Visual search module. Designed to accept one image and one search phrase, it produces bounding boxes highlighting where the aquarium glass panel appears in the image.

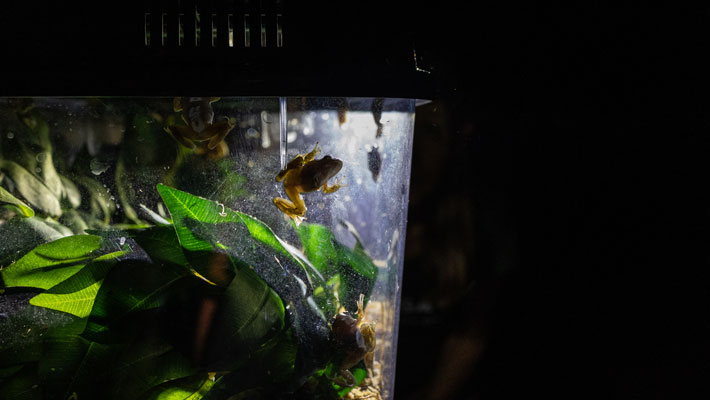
[0,97,414,400]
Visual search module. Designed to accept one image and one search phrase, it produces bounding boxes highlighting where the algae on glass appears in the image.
[0,97,415,400]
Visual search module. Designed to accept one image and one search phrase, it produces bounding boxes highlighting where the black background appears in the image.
[394,3,708,399]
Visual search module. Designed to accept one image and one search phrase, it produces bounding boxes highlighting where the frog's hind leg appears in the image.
[273,187,307,223]
[206,118,235,150]
[165,125,197,149]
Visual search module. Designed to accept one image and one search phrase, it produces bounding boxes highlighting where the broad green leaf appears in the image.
[0,216,66,268]
[29,251,126,318]
[297,222,377,313]
[1,235,103,289]
[128,226,190,269]
[0,341,42,368]
[83,260,188,341]
[156,183,241,253]
[0,185,34,217]
[0,160,61,217]
[157,184,324,286]
[105,346,196,400]
[141,375,215,400]
[37,335,94,398]
[0,364,41,400]
[201,328,298,400]
[296,223,339,277]
[60,338,118,399]
[199,266,285,371]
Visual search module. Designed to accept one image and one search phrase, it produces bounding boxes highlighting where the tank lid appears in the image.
[0,0,435,99]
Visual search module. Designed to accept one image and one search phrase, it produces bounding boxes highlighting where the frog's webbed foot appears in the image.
[303,142,321,162]
[333,369,356,388]
[165,125,197,149]
[322,177,345,194]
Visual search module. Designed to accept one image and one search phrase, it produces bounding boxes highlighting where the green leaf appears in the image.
[0,364,41,400]
[0,217,67,268]
[0,366,24,381]
[199,266,286,371]
[128,226,190,269]
[105,346,197,400]
[156,183,241,253]
[29,251,127,318]
[0,160,61,217]
[156,184,324,287]
[83,260,189,342]
[55,337,118,399]
[141,375,215,400]
[297,222,378,313]
[1,235,103,290]
[0,185,34,217]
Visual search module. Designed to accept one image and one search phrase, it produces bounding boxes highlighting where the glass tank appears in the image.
[0,97,415,400]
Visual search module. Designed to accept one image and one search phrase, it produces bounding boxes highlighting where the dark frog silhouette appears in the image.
[165,97,235,151]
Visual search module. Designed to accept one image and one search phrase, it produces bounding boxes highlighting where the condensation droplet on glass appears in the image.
[287,131,297,143]
[247,160,255,168]
[261,110,273,123]
[35,152,47,162]
[303,126,313,136]
[356,178,363,185]
[343,195,352,202]
[321,113,330,121]
[119,237,126,246]
[6,131,14,139]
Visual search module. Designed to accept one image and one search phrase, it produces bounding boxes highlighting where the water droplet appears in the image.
[287,131,297,143]
[6,131,14,139]
[321,113,330,121]
[119,237,126,246]
[90,158,110,176]
[35,152,47,162]
[261,110,273,123]
[35,167,42,173]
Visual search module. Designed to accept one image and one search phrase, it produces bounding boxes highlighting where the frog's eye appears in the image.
[322,155,332,160]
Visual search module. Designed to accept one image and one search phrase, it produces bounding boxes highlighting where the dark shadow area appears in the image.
[395,3,708,399]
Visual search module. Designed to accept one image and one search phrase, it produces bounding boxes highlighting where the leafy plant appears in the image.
[0,185,378,399]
